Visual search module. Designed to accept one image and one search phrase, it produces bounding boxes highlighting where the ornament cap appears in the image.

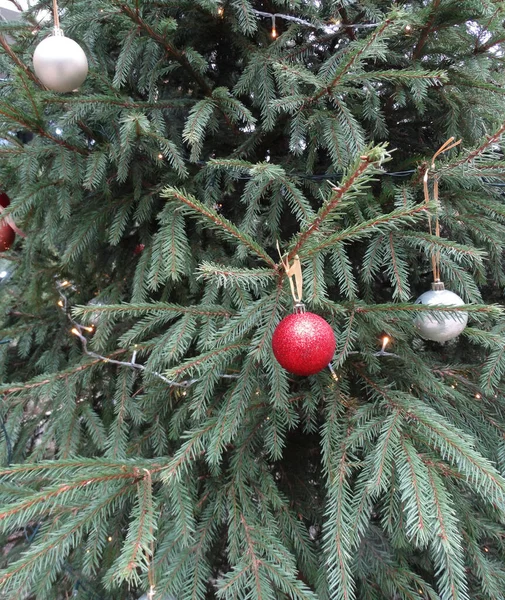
[53,26,64,37]
[431,281,445,291]
[293,301,306,314]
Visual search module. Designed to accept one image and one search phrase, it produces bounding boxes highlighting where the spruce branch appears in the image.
[0,104,88,155]
[0,35,43,88]
[287,148,387,261]
[412,0,441,60]
[65,291,240,388]
[162,187,277,267]
[304,203,430,257]
[310,16,397,105]
[117,3,213,96]
[444,120,505,172]
[0,349,129,395]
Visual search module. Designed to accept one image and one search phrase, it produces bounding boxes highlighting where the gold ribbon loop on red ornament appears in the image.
[423,137,461,282]
[277,241,303,305]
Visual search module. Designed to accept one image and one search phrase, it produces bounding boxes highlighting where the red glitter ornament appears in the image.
[0,221,15,251]
[272,312,336,376]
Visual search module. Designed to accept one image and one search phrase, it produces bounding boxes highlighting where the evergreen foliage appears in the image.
[1,0,505,598]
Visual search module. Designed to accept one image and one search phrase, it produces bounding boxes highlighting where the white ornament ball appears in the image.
[33,32,88,93]
[414,282,468,343]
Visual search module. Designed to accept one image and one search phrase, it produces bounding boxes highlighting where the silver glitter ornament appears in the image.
[414,281,468,343]
[33,29,88,93]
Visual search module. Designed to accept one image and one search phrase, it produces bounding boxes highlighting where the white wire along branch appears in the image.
[56,283,239,389]
[251,9,380,30]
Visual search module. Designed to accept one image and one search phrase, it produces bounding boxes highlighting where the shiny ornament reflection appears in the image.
[414,282,468,342]
[33,31,88,93]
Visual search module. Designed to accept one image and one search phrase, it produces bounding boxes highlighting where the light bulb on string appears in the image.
[475,393,482,399]
[271,16,277,38]
[57,299,64,307]
[381,336,390,353]
[71,328,80,336]
[328,363,339,382]
[217,6,224,16]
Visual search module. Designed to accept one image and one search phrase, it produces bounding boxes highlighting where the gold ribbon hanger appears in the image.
[277,242,304,310]
[423,137,461,282]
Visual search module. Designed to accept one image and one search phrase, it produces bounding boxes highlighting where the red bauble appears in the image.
[0,222,15,251]
[134,243,145,255]
[0,193,10,208]
[272,312,336,376]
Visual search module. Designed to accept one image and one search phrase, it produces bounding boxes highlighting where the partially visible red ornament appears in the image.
[134,243,145,255]
[272,312,336,376]
[0,221,15,251]
[0,192,10,208]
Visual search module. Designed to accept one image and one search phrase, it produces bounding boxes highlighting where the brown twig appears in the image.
[0,35,43,88]
[118,3,212,96]
[287,155,372,261]
[412,0,440,60]
[337,6,357,41]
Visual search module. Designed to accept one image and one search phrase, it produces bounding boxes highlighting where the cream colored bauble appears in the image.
[414,281,468,343]
[33,30,88,93]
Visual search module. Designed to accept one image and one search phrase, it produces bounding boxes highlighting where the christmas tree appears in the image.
[2,0,505,598]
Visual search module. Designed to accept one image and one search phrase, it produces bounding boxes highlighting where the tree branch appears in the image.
[287,154,373,261]
[412,0,440,60]
[118,3,212,96]
[0,35,43,87]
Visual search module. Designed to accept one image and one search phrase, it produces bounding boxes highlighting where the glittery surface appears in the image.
[414,288,468,342]
[0,222,15,252]
[272,312,336,376]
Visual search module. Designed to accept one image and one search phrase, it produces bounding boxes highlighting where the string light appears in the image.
[381,336,390,353]
[217,6,224,16]
[157,153,163,160]
[252,8,381,31]
[271,16,277,39]
[405,24,412,32]
[328,363,339,381]
[71,327,80,336]
[57,299,64,307]
[108,536,113,542]
[476,393,482,399]
[484,546,489,552]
